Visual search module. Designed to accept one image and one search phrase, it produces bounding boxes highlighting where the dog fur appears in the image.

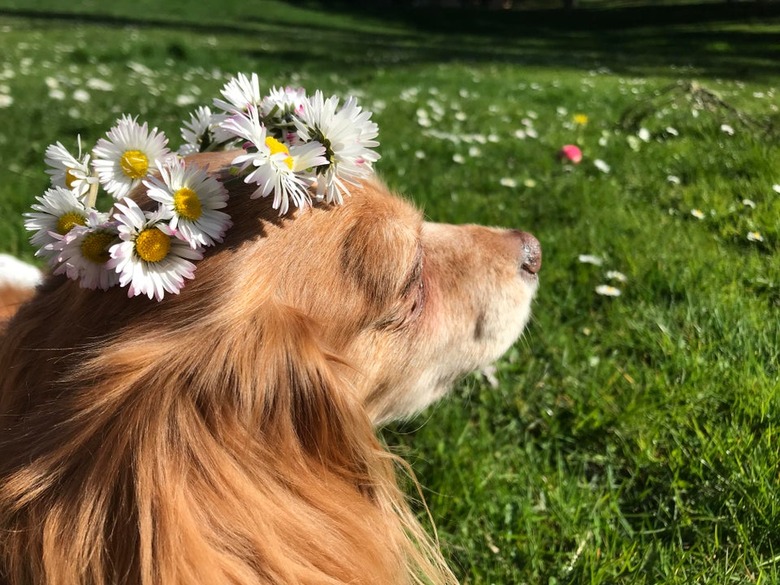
[0,150,540,585]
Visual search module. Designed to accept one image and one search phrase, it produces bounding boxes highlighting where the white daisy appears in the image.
[691,209,705,220]
[595,284,621,297]
[747,231,764,242]
[605,270,628,283]
[44,137,97,198]
[294,91,380,204]
[213,72,262,115]
[179,105,217,155]
[51,210,120,290]
[24,187,89,259]
[578,254,603,266]
[108,198,203,301]
[145,158,232,247]
[92,114,171,199]
[223,109,327,213]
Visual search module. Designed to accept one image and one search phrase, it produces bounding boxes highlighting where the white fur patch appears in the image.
[0,254,43,289]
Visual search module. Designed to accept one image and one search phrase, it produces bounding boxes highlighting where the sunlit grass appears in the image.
[0,2,778,583]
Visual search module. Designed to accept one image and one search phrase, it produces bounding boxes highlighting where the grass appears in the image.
[0,1,779,582]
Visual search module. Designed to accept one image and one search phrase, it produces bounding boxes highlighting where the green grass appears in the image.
[1,1,779,583]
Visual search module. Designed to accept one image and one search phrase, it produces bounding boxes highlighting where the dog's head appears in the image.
[0,150,540,584]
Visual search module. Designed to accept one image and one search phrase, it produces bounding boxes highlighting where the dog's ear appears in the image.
[339,198,420,310]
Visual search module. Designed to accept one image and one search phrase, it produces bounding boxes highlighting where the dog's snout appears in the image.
[511,230,542,275]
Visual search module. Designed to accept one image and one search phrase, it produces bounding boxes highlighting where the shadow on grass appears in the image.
[1,2,778,79]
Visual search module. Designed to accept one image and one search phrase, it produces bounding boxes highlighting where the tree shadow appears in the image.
[1,2,778,79]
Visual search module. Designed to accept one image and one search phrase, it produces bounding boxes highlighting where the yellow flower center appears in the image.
[135,228,170,263]
[265,136,293,170]
[119,149,149,179]
[173,186,203,221]
[80,231,115,264]
[56,211,87,234]
[65,168,79,189]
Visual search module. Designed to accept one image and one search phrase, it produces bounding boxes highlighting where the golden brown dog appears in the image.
[0,150,540,585]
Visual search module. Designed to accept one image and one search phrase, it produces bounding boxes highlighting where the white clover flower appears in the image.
[51,210,120,290]
[452,154,465,164]
[145,157,232,248]
[594,159,611,173]
[92,115,171,199]
[44,137,97,198]
[691,209,705,220]
[108,198,203,301]
[578,254,603,266]
[24,187,88,260]
[773,184,780,195]
[499,177,517,188]
[0,94,13,108]
[720,124,735,136]
[595,284,621,297]
[747,231,764,242]
[742,198,756,209]
[179,105,217,155]
[213,72,262,115]
[637,127,651,142]
[294,91,380,204]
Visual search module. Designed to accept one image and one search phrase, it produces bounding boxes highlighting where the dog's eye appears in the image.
[408,277,425,318]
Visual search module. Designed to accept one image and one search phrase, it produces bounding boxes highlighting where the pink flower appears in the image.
[559,144,582,164]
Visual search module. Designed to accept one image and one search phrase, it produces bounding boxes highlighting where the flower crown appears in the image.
[24,73,380,301]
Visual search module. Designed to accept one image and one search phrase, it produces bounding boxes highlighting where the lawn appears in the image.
[0,1,779,583]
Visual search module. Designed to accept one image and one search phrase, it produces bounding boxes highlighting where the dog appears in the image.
[0,150,541,585]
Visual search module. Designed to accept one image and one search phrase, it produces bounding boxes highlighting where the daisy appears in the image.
[691,209,705,220]
[24,187,89,259]
[294,91,380,204]
[108,198,203,301]
[92,114,171,199]
[213,72,262,115]
[595,284,621,297]
[44,137,97,198]
[605,270,628,283]
[145,158,232,247]
[593,159,611,173]
[223,109,327,213]
[179,106,217,155]
[578,254,603,266]
[261,85,306,127]
[747,231,764,242]
[51,210,120,290]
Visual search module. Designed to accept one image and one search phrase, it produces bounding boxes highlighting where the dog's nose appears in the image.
[512,230,542,275]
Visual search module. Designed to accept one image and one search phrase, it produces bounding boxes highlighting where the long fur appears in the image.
[0,150,538,584]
